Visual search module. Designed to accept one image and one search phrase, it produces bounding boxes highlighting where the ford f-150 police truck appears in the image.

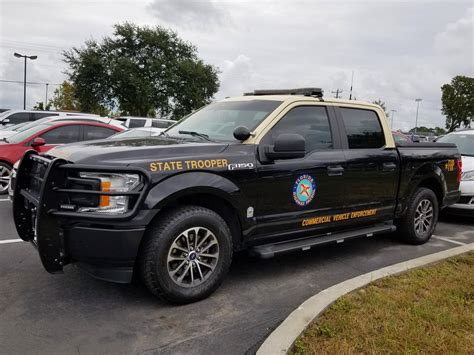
[13,88,462,304]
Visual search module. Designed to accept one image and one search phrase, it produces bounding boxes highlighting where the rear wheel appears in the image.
[0,162,12,195]
[397,188,439,245]
[140,206,233,304]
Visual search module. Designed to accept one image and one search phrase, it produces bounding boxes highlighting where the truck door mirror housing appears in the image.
[265,134,306,160]
[31,137,46,147]
[233,126,252,141]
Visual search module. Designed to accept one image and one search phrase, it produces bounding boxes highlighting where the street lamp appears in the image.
[13,52,38,109]
[414,98,422,134]
[390,109,397,130]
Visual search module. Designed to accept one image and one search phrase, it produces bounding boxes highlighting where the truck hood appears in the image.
[46,137,230,166]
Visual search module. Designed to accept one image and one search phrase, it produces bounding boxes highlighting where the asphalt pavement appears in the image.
[0,197,473,354]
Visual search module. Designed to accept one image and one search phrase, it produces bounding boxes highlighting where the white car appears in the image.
[438,129,474,217]
[0,110,98,128]
[0,115,124,140]
[119,116,175,129]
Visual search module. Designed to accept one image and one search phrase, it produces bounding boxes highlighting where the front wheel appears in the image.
[140,206,233,304]
[397,188,439,245]
[0,162,12,195]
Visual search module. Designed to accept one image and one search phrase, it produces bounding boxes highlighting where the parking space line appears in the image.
[432,236,466,246]
[0,239,24,244]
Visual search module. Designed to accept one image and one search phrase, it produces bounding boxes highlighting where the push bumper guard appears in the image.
[13,150,150,274]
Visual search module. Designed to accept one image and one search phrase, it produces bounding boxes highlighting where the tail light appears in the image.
[456,159,462,183]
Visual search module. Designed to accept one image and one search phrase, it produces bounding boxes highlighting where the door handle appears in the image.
[382,162,397,171]
[327,165,344,176]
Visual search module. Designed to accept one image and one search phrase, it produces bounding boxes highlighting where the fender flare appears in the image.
[144,171,244,212]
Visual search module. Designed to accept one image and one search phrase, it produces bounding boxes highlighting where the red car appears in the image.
[0,120,124,194]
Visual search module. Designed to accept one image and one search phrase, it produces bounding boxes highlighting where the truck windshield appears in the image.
[437,133,474,156]
[165,100,282,141]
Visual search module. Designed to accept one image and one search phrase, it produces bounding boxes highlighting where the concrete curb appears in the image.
[257,243,474,355]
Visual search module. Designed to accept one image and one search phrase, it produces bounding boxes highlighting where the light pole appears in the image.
[14,52,38,109]
[414,98,422,134]
[390,109,397,130]
[45,83,49,108]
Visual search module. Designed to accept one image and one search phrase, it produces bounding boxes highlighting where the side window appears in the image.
[39,125,82,144]
[31,113,58,121]
[128,119,146,128]
[264,106,333,152]
[152,120,174,128]
[340,108,385,149]
[84,126,117,140]
[7,113,30,124]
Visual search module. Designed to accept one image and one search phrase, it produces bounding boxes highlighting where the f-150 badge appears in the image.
[293,174,316,206]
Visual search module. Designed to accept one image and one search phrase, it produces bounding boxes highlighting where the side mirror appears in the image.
[265,134,305,160]
[233,126,252,141]
[31,137,46,147]
[1,119,9,125]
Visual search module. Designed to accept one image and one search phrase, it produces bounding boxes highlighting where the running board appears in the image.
[250,224,396,259]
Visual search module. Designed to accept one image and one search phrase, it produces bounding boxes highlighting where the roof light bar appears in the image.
[244,87,323,98]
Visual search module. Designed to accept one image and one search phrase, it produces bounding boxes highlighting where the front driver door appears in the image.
[254,103,347,244]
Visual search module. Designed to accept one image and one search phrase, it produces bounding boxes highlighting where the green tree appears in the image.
[33,101,51,111]
[64,23,219,119]
[441,75,474,132]
[49,81,80,111]
[372,99,389,118]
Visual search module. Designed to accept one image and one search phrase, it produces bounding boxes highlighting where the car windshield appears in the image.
[110,129,155,139]
[437,133,474,156]
[6,124,52,144]
[165,100,282,141]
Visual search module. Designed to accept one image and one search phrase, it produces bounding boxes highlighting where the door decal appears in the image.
[293,174,316,206]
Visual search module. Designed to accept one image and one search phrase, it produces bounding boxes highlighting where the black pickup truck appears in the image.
[13,88,462,304]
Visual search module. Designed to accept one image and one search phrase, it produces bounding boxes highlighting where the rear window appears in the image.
[152,120,174,128]
[128,119,147,128]
[340,108,385,149]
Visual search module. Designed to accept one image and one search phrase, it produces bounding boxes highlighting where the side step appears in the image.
[250,223,396,259]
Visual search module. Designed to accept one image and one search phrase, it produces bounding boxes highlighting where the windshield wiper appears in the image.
[178,130,211,141]
[158,131,169,137]
[1,137,8,143]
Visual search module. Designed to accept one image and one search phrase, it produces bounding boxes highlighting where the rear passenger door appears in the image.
[83,125,118,141]
[335,107,399,225]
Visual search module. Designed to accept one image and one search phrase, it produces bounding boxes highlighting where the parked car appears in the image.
[109,127,164,139]
[0,115,124,140]
[0,110,98,128]
[437,129,474,216]
[0,120,124,194]
[392,131,412,144]
[12,87,461,304]
[119,116,175,129]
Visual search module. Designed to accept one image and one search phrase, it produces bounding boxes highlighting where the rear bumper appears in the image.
[443,190,462,208]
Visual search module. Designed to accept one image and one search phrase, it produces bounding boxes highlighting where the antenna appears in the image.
[349,70,354,100]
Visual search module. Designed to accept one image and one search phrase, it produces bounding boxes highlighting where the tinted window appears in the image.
[128,119,146,128]
[31,113,58,121]
[6,113,30,124]
[438,134,474,156]
[340,108,385,149]
[152,120,174,128]
[264,106,333,152]
[39,125,82,144]
[84,126,116,140]
[166,100,282,141]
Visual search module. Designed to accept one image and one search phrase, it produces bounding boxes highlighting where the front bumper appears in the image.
[13,151,153,283]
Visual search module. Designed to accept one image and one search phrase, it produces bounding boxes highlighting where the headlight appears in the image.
[462,170,474,181]
[77,172,140,214]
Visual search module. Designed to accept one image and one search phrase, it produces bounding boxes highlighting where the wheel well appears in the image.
[0,160,13,168]
[149,193,243,250]
[417,178,443,206]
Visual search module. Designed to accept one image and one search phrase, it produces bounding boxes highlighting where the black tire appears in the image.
[139,206,233,304]
[397,188,439,245]
[0,162,12,196]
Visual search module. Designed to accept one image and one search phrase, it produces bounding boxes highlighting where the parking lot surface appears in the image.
[0,197,473,354]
